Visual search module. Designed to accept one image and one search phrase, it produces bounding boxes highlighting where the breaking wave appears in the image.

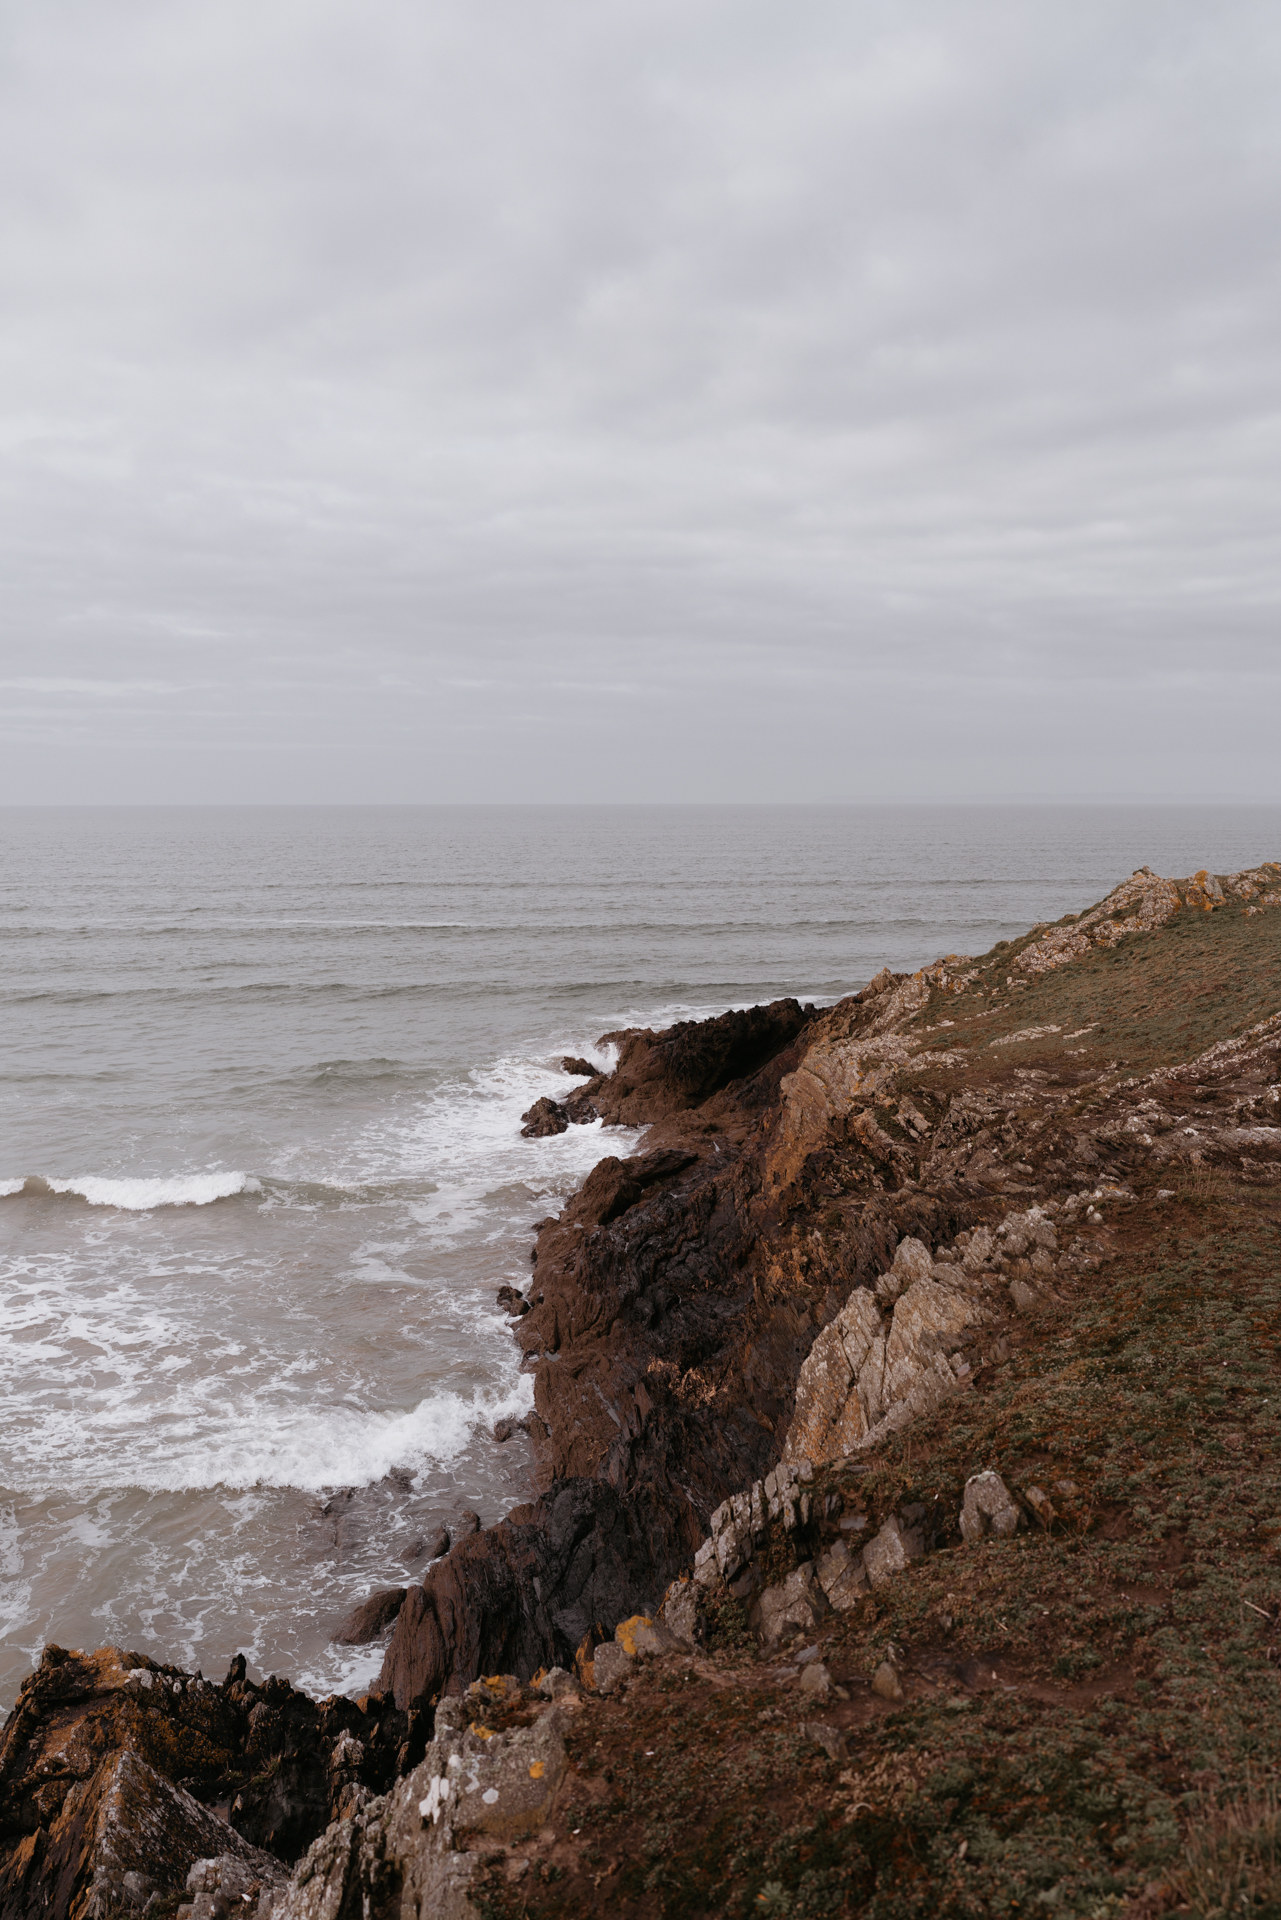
[2,1172,261,1210]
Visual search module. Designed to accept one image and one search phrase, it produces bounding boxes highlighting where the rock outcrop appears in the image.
[0,1646,412,1918]
[6,862,1281,1916]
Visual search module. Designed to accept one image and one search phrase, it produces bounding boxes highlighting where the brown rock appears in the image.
[0,1747,282,1920]
[332,1587,407,1646]
[520,1097,569,1138]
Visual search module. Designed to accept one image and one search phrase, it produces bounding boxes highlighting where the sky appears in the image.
[1,0,1279,805]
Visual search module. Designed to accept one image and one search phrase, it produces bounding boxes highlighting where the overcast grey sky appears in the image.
[1,0,1278,803]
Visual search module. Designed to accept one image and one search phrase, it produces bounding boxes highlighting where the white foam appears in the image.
[42,1172,261,1210]
[0,1179,24,1199]
[143,1378,536,1494]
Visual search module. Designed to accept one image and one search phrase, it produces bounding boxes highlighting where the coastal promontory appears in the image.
[4,863,1281,1919]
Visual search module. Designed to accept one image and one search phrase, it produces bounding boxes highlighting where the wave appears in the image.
[2,1172,260,1210]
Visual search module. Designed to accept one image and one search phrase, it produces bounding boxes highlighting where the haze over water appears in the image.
[3,803,1278,1709]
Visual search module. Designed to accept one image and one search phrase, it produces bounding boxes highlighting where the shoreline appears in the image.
[5,859,1281,1917]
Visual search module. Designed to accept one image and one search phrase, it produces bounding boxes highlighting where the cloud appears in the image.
[1,0,1279,801]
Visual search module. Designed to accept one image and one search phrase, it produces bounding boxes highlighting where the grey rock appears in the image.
[181,1851,288,1920]
[534,1666,580,1700]
[591,1641,633,1693]
[960,1470,1024,1544]
[272,1707,567,1920]
[798,1661,831,1698]
[659,1574,701,1643]
[815,1539,868,1611]
[753,1564,825,1648]
[862,1514,923,1589]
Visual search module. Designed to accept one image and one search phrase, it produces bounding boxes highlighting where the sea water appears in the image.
[3,802,1278,1710]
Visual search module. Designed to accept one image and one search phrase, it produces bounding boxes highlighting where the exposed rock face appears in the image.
[0,1646,412,1916]
[378,1477,687,1711]
[383,868,1281,1728]
[781,1239,991,1464]
[1013,863,1281,976]
[519,1096,570,1137]
[0,1747,285,1920]
[270,1686,571,1920]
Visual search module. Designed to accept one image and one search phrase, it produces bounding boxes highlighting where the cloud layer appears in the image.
[2,0,1279,801]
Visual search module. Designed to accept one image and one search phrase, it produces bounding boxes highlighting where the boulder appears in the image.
[752,1565,825,1649]
[561,1057,597,1078]
[862,1515,923,1589]
[591,1642,633,1693]
[871,1661,904,1703]
[960,1471,1025,1544]
[815,1539,867,1611]
[799,1722,848,1762]
[519,1097,569,1138]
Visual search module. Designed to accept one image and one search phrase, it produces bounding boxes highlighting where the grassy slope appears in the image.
[474,901,1281,1920]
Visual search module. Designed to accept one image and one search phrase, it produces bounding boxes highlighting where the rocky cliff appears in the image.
[4,863,1280,1919]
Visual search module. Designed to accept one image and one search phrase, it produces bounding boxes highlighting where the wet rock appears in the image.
[378,1477,687,1711]
[871,1661,904,1703]
[561,1057,597,1078]
[492,1418,516,1443]
[960,1471,1025,1544]
[495,1286,529,1316]
[332,1587,407,1646]
[405,1525,450,1567]
[453,1510,481,1538]
[520,1097,570,1138]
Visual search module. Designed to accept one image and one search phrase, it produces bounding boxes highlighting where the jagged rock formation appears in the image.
[377,863,1281,1720]
[0,1646,411,1919]
[5,863,1281,1917]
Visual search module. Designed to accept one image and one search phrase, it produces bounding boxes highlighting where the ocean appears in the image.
[3,802,1278,1710]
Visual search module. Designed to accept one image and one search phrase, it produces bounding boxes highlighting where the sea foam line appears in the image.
[0,1172,261,1210]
